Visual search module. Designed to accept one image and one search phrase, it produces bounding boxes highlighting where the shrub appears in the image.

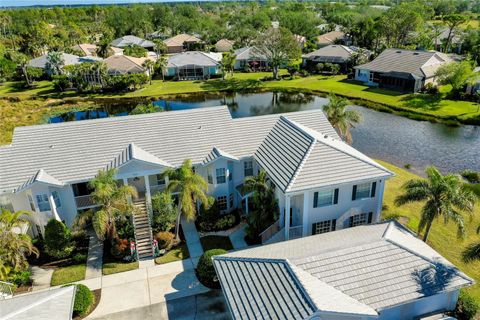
[69,284,94,317]
[72,253,87,264]
[452,290,479,320]
[8,270,32,287]
[196,249,227,288]
[214,214,236,230]
[155,231,174,250]
[44,219,75,259]
[53,75,71,91]
[461,170,480,184]
[116,216,134,240]
[152,191,177,232]
[110,238,129,259]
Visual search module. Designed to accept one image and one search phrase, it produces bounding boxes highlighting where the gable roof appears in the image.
[233,47,267,61]
[354,49,450,78]
[164,33,201,47]
[316,31,345,45]
[111,35,154,48]
[1,107,340,193]
[104,55,149,74]
[72,43,98,56]
[303,45,354,63]
[106,142,172,170]
[215,221,474,319]
[17,169,64,192]
[254,116,392,193]
[28,53,101,69]
[215,39,234,49]
[167,51,221,68]
[203,146,239,165]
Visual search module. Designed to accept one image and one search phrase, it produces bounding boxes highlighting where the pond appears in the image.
[48,91,480,175]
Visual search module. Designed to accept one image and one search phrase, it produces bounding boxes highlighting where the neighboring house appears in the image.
[303,45,362,72]
[111,46,124,56]
[103,55,152,75]
[163,33,202,54]
[72,43,98,56]
[233,47,268,71]
[316,30,347,47]
[111,35,155,50]
[214,221,473,320]
[0,286,76,320]
[466,66,480,95]
[215,39,235,52]
[354,49,451,93]
[435,28,464,53]
[0,106,391,242]
[164,51,221,80]
[27,53,101,72]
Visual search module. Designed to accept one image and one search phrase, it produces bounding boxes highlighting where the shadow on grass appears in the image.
[200,78,262,91]
[401,93,444,111]
[364,87,405,97]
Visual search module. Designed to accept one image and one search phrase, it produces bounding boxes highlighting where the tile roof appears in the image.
[215,39,235,52]
[303,45,354,63]
[17,169,64,192]
[233,47,267,61]
[166,51,221,68]
[203,146,239,165]
[163,33,201,47]
[216,221,474,319]
[28,53,101,69]
[316,31,345,45]
[104,55,150,74]
[106,142,173,170]
[254,116,392,193]
[72,43,98,56]
[111,35,154,48]
[354,49,450,78]
[0,106,339,192]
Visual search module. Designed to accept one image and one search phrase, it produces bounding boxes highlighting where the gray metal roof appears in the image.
[28,53,101,69]
[167,51,221,68]
[254,116,392,193]
[0,106,340,192]
[203,146,239,165]
[215,222,474,319]
[111,35,154,48]
[0,286,75,320]
[303,45,354,63]
[354,49,449,78]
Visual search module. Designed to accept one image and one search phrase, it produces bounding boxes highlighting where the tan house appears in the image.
[72,43,98,56]
[215,39,235,52]
[316,31,346,47]
[163,33,202,54]
[104,55,153,75]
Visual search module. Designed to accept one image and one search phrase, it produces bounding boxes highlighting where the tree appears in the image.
[443,14,468,53]
[323,93,361,144]
[0,209,38,280]
[155,55,167,81]
[220,51,236,80]
[75,169,137,244]
[153,39,167,57]
[96,37,113,58]
[244,170,278,242]
[142,59,154,83]
[44,218,75,258]
[435,61,478,97]
[45,51,65,76]
[12,52,34,87]
[162,159,209,240]
[287,59,300,78]
[395,166,476,242]
[123,44,147,58]
[253,27,301,79]
[151,191,177,232]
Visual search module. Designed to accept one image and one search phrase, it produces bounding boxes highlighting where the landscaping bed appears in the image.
[102,240,138,275]
[155,242,190,265]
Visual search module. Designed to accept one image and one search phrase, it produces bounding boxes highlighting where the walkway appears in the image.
[30,266,53,291]
[181,217,204,262]
[228,223,248,250]
[85,229,103,280]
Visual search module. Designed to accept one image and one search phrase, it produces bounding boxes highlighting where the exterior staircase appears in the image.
[132,200,154,260]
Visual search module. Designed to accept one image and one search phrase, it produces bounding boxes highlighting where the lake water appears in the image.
[48,91,480,175]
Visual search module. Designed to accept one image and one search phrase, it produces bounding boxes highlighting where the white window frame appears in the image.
[216,168,226,184]
[351,213,367,227]
[52,191,61,208]
[244,161,254,177]
[355,183,371,200]
[217,195,227,211]
[36,194,51,212]
[316,189,334,207]
[312,220,333,235]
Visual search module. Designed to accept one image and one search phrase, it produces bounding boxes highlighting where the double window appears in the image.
[313,188,339,208]
[244,161,254,177]
[36,194,51,212]
[349,212,373,227]
[312,219,336,235]
[352,182,377,201]
[216,168,226,184]
[217,196,227,211]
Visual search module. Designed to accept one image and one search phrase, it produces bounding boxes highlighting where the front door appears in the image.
[127,176,146,200]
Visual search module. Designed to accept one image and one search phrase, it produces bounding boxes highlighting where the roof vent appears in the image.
[324,134,329,139]
[396,50,402,53]
[198,125,202,130]
[49,145,54,149]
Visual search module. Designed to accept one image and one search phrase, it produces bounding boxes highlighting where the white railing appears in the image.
[289,225,303,239]
[260,220,280,244]
[74,195,96,208]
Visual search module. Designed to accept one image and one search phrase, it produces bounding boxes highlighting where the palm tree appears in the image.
[45,51,65,76]
[0,209,39,280]
[153,39,167,58]
[155,55,168,81]
[96,37,113,58]
[323,93,361,144]
[395,166,476,242]
[462,226,480,263]
[162,159,208,241]
[75,169,137,243]
[142,60,155,84]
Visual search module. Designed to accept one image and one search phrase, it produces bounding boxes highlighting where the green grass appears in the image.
[50,264,86,286]
[379,160,480,302]
[102,261,139,275]
[155,243,190,265]
[200,235,234,252]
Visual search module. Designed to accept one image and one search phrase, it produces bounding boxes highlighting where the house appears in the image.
[215,39,235,52]
[214,221,473,320]
[164,51,222,80]
[28,53,101,71]
[72,43,97,56]
[316,30,346,47]
[103,55,152,75]
[0,106,392,247]
[111,46,124,56]
[111,35,154,50]
[0,286,76,320]
[233,47,268,71]
[354,49,451,93]
[303,45,362,72]
[466,66,480,95]
[163,33,202,54]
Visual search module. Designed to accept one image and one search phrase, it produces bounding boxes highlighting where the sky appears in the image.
[1,0,212,7]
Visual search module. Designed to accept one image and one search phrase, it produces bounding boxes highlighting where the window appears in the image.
[244,161,254,177]
[27,194,36,211]
[155,174,165,186]
[216,168,226,184]
[207,168,213,184]
[352,182,376,201]
[312,219,336,235]
[52,191,61,208]
[313,189,338,208]
[36,194,51,212]
[228,168,233,181]
[217,196,227,211]
[349,212,373,227]
[229,193,234,209]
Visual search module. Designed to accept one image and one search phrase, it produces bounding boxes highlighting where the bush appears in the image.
[72,253,87,264]
[155,231,174,250]
[8,270,32,287]
[110,238,129,259]
[452,290,479,320]
[116,216,134,240]
[196,249,227,288]
[214,214,236,230]
[461,170,480,184]
[152,191,177,232]
[70,284,94,317]
[53,75,71,92]
[44,219,75,259]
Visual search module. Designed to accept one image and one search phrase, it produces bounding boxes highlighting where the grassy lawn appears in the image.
[50,264,86,286]
[155,243,190,265]
[200,235,234,252]
[102,261,139,275]
[379,160,480,301]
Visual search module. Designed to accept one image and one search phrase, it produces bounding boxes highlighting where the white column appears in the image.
[284,195,291,240]
[302,192,310,237]
[375,180,385,223]
[144,175,152,214]
[48,194,61,221]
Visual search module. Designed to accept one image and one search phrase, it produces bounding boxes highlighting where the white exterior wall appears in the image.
[54,185,77,227]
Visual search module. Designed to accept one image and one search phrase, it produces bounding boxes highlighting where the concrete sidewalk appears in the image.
[85,229,103,280]
[228,223,248,250]
[181,217,204,261]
